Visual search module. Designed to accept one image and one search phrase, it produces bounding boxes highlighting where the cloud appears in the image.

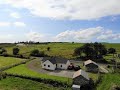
[10,12,21,19]
[0,22,11,27]
[4,0,120,20]
[26,31,47,42]
[54,27,103,42]
[97,30,120,40]
[25,27,120,42]
[13,22,26,27]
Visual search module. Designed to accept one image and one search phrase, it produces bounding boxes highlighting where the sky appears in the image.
[0,0,120,43]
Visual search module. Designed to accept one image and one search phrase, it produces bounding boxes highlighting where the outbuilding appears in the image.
[72,70,90,90]
[84,60,99,72]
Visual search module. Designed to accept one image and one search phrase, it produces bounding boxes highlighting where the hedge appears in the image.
[5,73,71,88]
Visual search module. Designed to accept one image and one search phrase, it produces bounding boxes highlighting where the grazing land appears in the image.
[0,76,70,90]
[3,43,120,60]
[97,73,120,90]
[0,56,26,69]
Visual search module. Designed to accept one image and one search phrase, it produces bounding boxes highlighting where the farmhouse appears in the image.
[84,60,99,72]
[72,70,90,90]
[41,57,70,70]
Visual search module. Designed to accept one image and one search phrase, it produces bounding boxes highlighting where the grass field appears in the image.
[97,73,120,90]
[4,63,72,85]
[0,56,26,69]
[4,43,120,59]
[0,76,70,90]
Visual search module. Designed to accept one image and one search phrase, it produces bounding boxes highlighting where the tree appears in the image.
[108,48,116,54]
[82,43,94,58]
[47,47,50,51]
[13,48,19,55]
[108,48,116,58]
[98,43,107,55]
[74,47,82,56]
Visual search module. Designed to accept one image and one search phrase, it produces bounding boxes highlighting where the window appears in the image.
[61,65,62,67]
[48,65,50,67]
[44,64,46,66]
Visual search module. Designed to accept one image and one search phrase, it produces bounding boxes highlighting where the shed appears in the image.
[73,70,89,86]
[84,60,99,72]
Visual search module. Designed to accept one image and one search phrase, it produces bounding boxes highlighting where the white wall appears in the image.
[41,60,56,70]
[57,60,70,69]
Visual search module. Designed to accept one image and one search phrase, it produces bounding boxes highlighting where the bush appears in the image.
[13,48,19,55]
[30,49,40,57]
[5,73,71,88]
[2,52,9,57]
[0,48,7,54]
[30,49,45,57]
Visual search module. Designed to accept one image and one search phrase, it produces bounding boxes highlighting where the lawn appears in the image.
[0,56,26,69]
[0,76,70,90]
[4,63,72,85]
[97,73,120,90]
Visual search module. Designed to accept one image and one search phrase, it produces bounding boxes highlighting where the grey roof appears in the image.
[42,57,68,64]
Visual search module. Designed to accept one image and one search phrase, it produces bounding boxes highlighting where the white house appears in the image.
[41,57,70,70]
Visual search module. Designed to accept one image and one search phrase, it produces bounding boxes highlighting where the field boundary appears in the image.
[5,73,71,88]
[0,58,35,71]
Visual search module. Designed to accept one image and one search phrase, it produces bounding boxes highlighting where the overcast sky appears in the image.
[0,0,120,43]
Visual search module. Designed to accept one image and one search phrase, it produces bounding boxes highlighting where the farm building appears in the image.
[41,57,70,70]
[16,43,26,46]
[84,60,99,72]
[72,70,90,90]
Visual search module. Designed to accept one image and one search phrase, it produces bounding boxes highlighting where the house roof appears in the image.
[84,60,98,66]
[42,57,56,64]
[42,57,68,64]
[73,70,89,80]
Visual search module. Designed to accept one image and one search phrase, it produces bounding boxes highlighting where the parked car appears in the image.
[68,64,74,70]
[74,65,81,71]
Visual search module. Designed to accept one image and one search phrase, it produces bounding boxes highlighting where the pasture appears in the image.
[0,76,70,90]
[3,43,120,59]
[0,56,26,69]
[97,73,120,90]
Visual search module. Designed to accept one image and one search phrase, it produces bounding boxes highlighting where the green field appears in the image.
[4,43,83,59]
[4,63,72,85]
[0,56,26,69]
[0,76,70,90]
[97,73,120,90]
[4,43,120,59]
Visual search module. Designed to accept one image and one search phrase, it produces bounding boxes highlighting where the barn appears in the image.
[84,60,99,72]
[72,70,90,90]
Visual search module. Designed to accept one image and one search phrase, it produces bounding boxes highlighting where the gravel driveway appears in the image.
[27,59,75,78]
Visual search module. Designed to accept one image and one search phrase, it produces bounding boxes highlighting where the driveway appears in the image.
[27,59,75,78]
[48,70,75,78]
